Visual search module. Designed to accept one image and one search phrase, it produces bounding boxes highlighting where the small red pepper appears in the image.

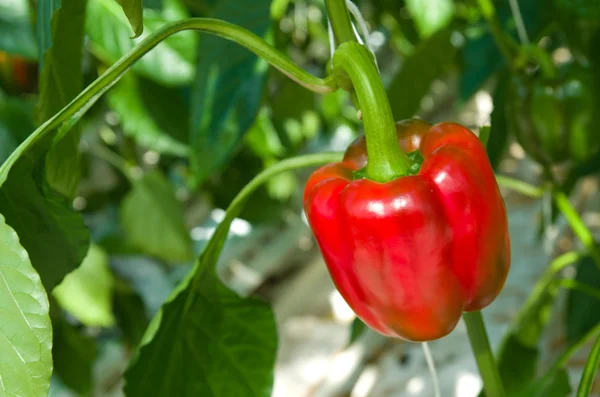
[304,119,510,342]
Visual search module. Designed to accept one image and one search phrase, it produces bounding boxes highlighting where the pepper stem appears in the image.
[325,0,357,45]
[332,42,411,182]
[463,311,507,397]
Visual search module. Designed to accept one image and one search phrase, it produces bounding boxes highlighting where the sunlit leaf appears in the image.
[0,213,52,396]
[53,244,115,327]
[405,0,454,38]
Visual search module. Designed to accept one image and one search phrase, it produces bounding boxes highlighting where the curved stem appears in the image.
[511,251,582,332]
[326,0,357,45]
[508,0,530,45]
[333,42,411,182]
[191,152,343,286]
[553,190,600,268]
[476,0,515,70]
[463,311,506,397]
[576,333,600,397]
[0,18,337,185]
[422,342,440,397]
[556,279,600,302]
[495,175,545,198]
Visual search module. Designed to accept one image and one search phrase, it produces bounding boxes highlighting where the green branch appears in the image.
[464,311,506,397]
[0,18,337,186]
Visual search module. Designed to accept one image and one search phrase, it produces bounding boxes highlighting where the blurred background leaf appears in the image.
[120,170,193,263]
[53,244,115,327]
[189,0,271,185]
[117,0,144,37]
[86,0,196,86]
[37,0,88,199]
[0,0,37,58]
[405,0,455,38]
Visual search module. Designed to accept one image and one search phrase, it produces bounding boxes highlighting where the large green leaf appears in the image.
[190,0,271,185]
[86,0,196,86]
[405,0,454,38]
[117,0,144,37]
[387,29,457,120]
[0,96,35,164]
[52,310,97,394]
[53,244,115,327]
[0,213,52,396]
[567,255,600,343]
[106,73,189,156]
[124,267,277,396]
[37,0,87,199]
[0,0,37,58]
[0,153,90,291]
[120,170,193,263]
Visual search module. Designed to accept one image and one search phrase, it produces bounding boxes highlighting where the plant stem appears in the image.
[325,0,357,45]
[511,251,582,334]
[0,18,337,186]
[476,0,514,70]
[576,333,600,397]
[495,175,545,198]
[508,0,530,45]
[192,152,343,286]
[553,190,600,268]
[332,42,411,182]
[463,311,506,397]
[89,143,133,179]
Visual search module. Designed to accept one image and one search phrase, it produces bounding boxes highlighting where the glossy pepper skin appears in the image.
[507,63,600,165]
[304,119,510,342]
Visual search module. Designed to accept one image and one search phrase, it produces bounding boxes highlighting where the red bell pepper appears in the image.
[304,119,510,342]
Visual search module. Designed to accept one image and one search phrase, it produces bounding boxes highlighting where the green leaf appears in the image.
[52,311,97,394]
[117,0,144,37]
[106,73,189,157]
[190,0,271,185]
[495,333,539,395]
[0,213,52,396]
[270,0,291,20]
[387,29,457,120]
[86,0,197,86]
[37,0,87,199]
[0,153,90,291]
[349,318,367,344]
[124,267,277,396]
[0,0,37,58]
[405,0,454,38]
[122,154,340,396]
[120,170,193,263]
[488,72,511,169]
[53,244,116,327]
[0,96,35,164]
[567,255,600,343]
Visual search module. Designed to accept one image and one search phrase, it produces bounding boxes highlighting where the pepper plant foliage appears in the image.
[1,0,600,396]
